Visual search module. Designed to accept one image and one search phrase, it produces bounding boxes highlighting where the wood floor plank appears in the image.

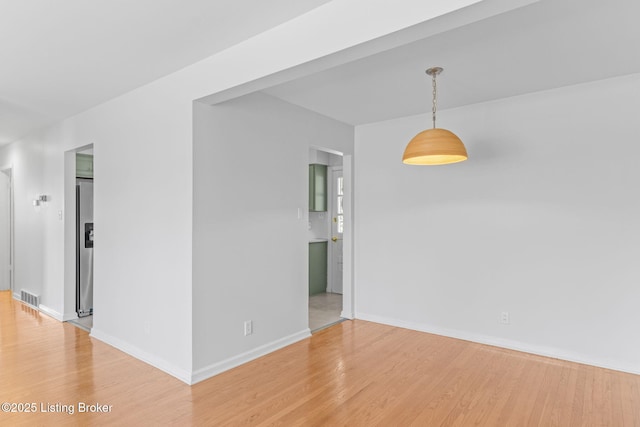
[1,291,640,426]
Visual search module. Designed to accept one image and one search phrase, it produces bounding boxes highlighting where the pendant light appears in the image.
[402,67,468,165]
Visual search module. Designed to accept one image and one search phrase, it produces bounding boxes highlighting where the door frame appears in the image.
[341,154,354,319]
[307,149,354,320]
[0,166,14,295]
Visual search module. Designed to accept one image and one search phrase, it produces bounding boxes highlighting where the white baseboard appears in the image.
[90,328,192,385]
[38,304,64,321]
[340,309,354,319]
[27,304,77,322]
[191,329,311,385]
[62,312,80,321]
[356,312,640,376]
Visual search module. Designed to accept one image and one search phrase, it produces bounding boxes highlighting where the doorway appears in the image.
[0,168,13,293]
[65,147,94,332]
[308,149,345,332]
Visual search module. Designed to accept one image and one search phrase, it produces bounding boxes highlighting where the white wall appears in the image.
[0,137,48,301]
[0,93,195,380]
[354,73,640,374]
[309,211,330,241]
[308,148,329,165]
[192,93,352,381]
[0,85,197,383]
[77,89,195,380]
[0,170,9,290]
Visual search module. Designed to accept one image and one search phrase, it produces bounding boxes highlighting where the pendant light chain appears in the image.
[432,71,437,129]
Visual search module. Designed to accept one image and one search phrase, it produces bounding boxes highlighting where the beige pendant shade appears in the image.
[402,128,467,165]
[403,66,468,165]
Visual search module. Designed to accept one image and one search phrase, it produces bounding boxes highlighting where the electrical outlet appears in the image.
[144,320,151,335]
[244,320,253,336]
[500,311,510,325]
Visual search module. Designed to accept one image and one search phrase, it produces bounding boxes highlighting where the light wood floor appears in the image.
[1,291,639,426]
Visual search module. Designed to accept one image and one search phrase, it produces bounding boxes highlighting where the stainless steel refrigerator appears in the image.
[76,178,93,317]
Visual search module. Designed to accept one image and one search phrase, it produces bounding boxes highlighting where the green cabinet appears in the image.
[76,153,94,178]
[309,241,328,296]
[309,164,327,212]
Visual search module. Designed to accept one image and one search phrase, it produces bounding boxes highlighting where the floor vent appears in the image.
[20,290,40,308]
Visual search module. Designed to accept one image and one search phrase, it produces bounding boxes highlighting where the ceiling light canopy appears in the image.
[402,67,468,165]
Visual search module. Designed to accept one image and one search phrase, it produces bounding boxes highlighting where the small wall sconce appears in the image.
[33,195,47,206]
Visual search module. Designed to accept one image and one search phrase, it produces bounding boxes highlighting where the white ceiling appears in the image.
[0,0,329,144]
[264,0,640,126]
[3,1,638,146]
